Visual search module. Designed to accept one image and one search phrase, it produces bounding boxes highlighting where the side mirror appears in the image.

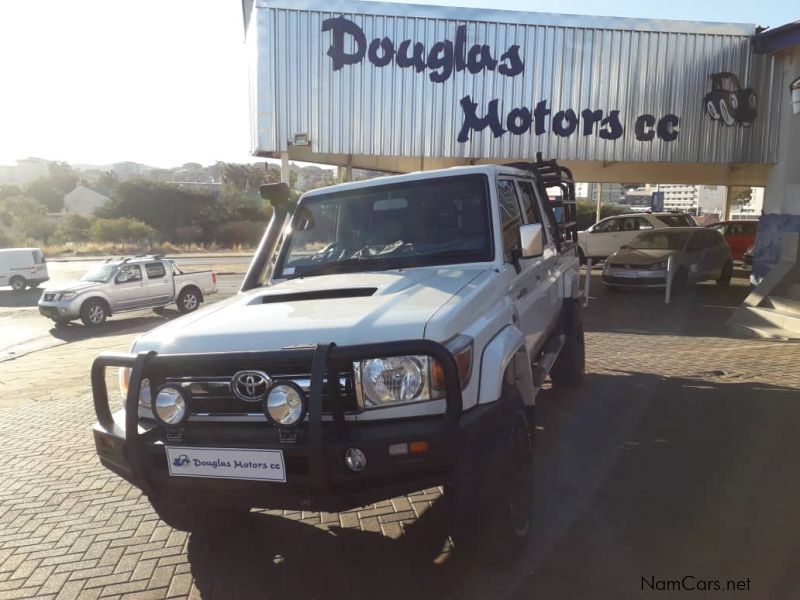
[519,223,544,259]
[115,274,126,284]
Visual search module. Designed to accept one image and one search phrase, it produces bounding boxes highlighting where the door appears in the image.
[726,222,756,260]
[517,178,561,340]
[144,261,173,305]
[584,217,625,258]
[497,179,548,356]
[110,264,146,310]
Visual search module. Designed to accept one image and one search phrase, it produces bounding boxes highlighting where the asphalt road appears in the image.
[0,257,249,362]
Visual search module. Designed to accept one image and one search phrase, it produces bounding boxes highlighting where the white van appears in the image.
[0,248,49,291]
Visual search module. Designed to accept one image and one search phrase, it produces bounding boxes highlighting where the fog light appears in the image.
[345,448,367,472]
[265,382,306,427]
[152,386,187,427]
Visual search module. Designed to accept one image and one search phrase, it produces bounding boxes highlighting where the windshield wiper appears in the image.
[288,256,403,279]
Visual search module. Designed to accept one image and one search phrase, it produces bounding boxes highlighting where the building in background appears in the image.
[0,158,50,185]
[589,183,624,206]
[574,182,589,199]
[730,187,765,220]
[63,185,110,215]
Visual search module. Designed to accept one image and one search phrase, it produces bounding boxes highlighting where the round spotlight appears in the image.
[265,382,306,427]
[152,386,187,427]
[344,448,367,472]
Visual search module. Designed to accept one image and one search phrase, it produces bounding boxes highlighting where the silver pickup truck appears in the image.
[38,255,217,326]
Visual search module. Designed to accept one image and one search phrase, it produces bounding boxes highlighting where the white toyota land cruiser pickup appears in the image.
[91,157,584,555]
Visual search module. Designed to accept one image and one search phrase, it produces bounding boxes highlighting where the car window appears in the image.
[496,180,522,255]
[32,250,45,264]
[657,215,695,227]
[636,218,654,231]
[593,218,619,233]
[618,217,639,232]
[145,262,166,279]
[712,223,728,234]
[116,264,143,283]
[515,180,540,225]
[742,222,758,234]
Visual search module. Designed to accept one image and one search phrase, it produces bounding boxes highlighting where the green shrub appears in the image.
[89,217,156,243]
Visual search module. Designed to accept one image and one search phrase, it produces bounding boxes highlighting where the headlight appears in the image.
[60,292,77,301]
[355,336,474,409]
[649,261,667,270]
[360,356,427,407]
[152,386,187,426]
[119,368,152,413]
[265,382,306,426]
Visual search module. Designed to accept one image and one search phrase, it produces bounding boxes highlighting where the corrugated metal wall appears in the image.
[250,0,780,165]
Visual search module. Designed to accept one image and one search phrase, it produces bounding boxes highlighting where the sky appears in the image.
[0,0,795,169]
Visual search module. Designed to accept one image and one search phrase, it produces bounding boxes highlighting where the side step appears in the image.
[531,334,565,392]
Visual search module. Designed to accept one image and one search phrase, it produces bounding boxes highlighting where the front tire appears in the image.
[80,299,108,327]
[446,388,534,560]
[177,287,200,314]
[550,300,586,387]
[717,260,733,287]
[149,498,250,533]
[10,276,26,292]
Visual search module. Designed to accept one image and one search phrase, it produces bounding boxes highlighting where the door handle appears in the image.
[517,287,528,299]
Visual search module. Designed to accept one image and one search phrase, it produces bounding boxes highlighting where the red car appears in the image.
[708,220,758,260]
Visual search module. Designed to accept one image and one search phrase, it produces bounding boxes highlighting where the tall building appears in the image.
[658,184,698,212]
[730,187,765,220]
[589,183,624,206]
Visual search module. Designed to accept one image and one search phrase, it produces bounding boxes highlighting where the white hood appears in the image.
[133,268,485,354]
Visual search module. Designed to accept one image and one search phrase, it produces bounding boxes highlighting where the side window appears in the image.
[145,262,166,279]
[636,218,654,231]
[742,222,758,235]
[496,180,522,255]
[618,217,639,232]
[593,218,619,233]
[116,265,142,283]
[515,180,540,224]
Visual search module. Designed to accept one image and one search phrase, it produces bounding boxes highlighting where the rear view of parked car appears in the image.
[709,220,757,260]
[0,247,49,291]
[602,227,733,290]
[578,212,696,263]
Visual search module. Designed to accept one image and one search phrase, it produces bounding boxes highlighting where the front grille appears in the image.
[164,372,358,419]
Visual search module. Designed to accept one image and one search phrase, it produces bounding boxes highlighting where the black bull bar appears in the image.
[91,340,464,497]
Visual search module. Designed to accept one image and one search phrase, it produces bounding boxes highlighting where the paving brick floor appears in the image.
[1,274,799,599]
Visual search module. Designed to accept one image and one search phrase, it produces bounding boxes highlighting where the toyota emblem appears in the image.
[231,370,272,402]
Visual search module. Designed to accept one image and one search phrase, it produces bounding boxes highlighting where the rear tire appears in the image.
[149,498,250,533]
[445,386,533,560]
[80,299,108,327]
[177,287,200,314]
[717,260,733,287]
[10,276,26,292]
[549,300,586,387]
[28,282,40,289]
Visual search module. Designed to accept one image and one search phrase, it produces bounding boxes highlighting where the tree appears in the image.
[96,180,217,241]
[94,171,120,195]
[57,213,92,242]
[90,217,156,243]
[0,184,21,201]
[24,162,78,212]
[575,199,627,230]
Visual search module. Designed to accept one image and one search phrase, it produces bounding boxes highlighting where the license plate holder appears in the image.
[165,446,286,482]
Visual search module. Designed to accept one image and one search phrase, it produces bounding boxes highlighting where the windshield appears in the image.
[274,174,493,279]
[628,230,691,250]
[80,264,117,283]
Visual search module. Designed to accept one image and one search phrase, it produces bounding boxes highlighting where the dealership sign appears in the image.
[322,16,680,144]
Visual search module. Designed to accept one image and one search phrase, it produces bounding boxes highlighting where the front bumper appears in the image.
[38,297,81,320]
[602,268,667,287]
[90,341,506,513]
